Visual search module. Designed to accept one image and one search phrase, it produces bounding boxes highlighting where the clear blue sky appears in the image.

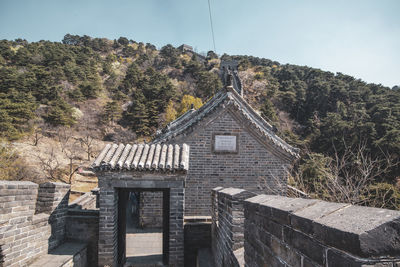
[0,0,399,87]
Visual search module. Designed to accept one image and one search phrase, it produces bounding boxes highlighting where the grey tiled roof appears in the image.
[91,143,189,172]
[153,87,299,160]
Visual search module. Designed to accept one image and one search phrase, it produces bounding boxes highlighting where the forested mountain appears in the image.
[0,34,399,209]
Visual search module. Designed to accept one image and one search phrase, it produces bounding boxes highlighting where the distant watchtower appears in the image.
[178,44,193,53]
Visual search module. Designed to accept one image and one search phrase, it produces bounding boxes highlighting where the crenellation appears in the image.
[0,180,75,267]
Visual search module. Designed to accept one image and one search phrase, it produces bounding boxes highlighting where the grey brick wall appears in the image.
[167,109,290,217]
[184,217,212,266]
[0,181,70,267]
[244,195,400,266]
[211,187,255,267]
[211,187,223,262]
[169,187,185,266]
[98,184,118,267]
[66,209,99,267]
[36,182,70,250]
[62,246,87,267]
[139,191,163,228]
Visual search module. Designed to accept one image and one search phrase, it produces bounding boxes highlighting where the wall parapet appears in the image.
[36,182,70,250]
[66,208,99,267]
[212,187,400,267]
[0,180,70,267]
[212,187,256,267]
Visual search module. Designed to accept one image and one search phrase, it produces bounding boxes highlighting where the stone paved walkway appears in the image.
[29,241,86,267]
[197,248,215,267]
[125,231,163,266]
[126,231,163,257]
[125,198,163,266]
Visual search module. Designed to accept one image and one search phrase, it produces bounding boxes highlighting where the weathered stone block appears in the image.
[283,226,325,265]
[290,201,348,235]
[270,237,301,267]
[326,248,367,267]
[314,205,400,257]
[261,216,283,239]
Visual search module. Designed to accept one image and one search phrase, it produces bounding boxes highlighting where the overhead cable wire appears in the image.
[207,0,217,53]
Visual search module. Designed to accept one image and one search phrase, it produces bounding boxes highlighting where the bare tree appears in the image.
[290,142,399,207]
[78,116,98,161]
[257,168,290,196]
[32,126,44,146]
[37,148,61,181]
[56,126,74,152]
[80,133,95,161]
[79,128,95,161]
[29,119,47,146]
[63,139,83,184]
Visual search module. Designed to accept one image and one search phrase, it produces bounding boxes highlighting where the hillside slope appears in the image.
[0,34,399,209]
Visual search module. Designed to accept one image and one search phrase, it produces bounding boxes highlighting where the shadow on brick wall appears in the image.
[35,182,71,251]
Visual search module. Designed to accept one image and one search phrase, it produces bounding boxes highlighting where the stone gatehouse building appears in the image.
[91,143,189,266]
[89,83,300,265]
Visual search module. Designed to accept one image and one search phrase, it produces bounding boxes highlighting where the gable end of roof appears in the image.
[153,87,300,161]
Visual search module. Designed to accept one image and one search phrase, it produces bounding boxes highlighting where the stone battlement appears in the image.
[0,181,49,266]
[0,180,90,267]
[212,187,400,267]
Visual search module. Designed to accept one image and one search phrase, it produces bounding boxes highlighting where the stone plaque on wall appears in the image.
[214,135,238,153]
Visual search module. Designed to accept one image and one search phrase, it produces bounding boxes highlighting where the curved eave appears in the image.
[91,168,188,174]
[91,143,190,172]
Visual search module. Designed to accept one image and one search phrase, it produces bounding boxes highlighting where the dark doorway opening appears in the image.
[117,188,170,267]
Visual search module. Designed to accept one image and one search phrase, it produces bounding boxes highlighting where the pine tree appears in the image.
[126,90,150,136]
[260,99,278,122]
[0,109,18,139]
[147,100,159,129]
[196,71,222,98]
[45,98,76,127]
[0,91,37,139]
[121,63,144,94]
[103,101,122,125]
